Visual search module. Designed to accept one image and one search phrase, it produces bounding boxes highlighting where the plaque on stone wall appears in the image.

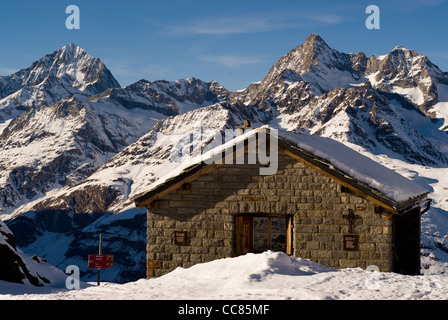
[343,234,359,251]
[174,231,187,245]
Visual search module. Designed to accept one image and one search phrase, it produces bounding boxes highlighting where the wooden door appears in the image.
[236,216,251,255]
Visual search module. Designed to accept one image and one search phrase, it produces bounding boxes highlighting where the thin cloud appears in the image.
[307,14,345,25]
[180,17,289,35]
[201,55,266,67]
[168,11,345,36]
[393,0,448,11]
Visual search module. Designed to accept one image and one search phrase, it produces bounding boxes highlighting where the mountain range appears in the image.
[1,34,447,283]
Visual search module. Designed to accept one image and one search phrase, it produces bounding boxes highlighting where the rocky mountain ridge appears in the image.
[89,77,230,116]
[234,34,448,165]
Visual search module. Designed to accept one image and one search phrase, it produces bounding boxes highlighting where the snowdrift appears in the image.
[2,251,448,300]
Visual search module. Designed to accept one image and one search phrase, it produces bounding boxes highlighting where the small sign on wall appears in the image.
[174,231,187,245]
[343,234,359,251]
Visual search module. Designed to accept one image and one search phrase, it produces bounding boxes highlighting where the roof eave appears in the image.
[277,136,428,213]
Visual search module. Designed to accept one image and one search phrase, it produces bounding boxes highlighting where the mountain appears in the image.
[235,33,448,165]
[0,94,167,216]
[0,43,120,121]
[366,46,448,112]
[0,46,232,217]
[2,35,448,283]
[257,33,367,96]
[4,102,248,283]
[89,77,230,116]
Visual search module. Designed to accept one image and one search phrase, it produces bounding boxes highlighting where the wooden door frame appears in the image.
[235,214,293,255]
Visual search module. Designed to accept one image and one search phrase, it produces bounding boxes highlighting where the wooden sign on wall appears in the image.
[174,231,187,245]
[343,234,359,251]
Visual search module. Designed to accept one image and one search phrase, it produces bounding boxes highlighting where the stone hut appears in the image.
[133,126,430,278]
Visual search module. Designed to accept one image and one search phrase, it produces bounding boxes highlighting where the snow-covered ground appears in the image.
[1,251,448,300]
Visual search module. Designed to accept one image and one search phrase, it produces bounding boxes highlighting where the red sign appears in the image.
[88,254,114,269]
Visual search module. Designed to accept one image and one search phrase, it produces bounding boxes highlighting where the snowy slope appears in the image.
[264,83,448,165]
[429,83,448,131]
[366,46,447,112]
[0,95,165,216]
[2,251,448,300]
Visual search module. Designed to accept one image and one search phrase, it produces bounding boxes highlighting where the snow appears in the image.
[393,45,408,51]
[277,130,429,204]
[2,250,448,300]
[0,117,13,136]
[373,54,387,61]
[391,86,425,106]
[0,219,69,290]
[0,93,166,218]
[429,84,448,130]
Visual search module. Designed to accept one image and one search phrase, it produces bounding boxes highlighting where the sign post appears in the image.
[98,233,102,286]
[87,233,114,286]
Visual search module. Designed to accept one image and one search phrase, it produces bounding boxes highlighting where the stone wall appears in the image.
[146,150,394,278]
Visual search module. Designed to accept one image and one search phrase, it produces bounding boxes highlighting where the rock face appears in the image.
[366,46,448,113]
[234,34,448,165]
[257,33,367,96]
[89,77,230,116]
[0,95,163,214]
[0,218,50,286]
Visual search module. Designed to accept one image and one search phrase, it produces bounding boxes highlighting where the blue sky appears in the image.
[0,0,447,91]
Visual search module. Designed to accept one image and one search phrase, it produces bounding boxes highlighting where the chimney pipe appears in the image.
[236,120,252,136]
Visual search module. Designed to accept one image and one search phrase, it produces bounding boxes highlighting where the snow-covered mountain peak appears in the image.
[366,45,448,111]
[57,43,86,61]
[19,43,119,92]
[89,77,230,116]
[259,33,366,95]
[300,33,332,54]
[60,42,84,53]
[392,45,409,51]
[0,44,120,117]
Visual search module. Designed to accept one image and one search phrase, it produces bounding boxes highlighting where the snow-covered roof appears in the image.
[133,126,429,211]
[276,130,429,207]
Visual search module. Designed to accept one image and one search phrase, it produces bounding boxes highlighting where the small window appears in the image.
[236,215,293,255]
